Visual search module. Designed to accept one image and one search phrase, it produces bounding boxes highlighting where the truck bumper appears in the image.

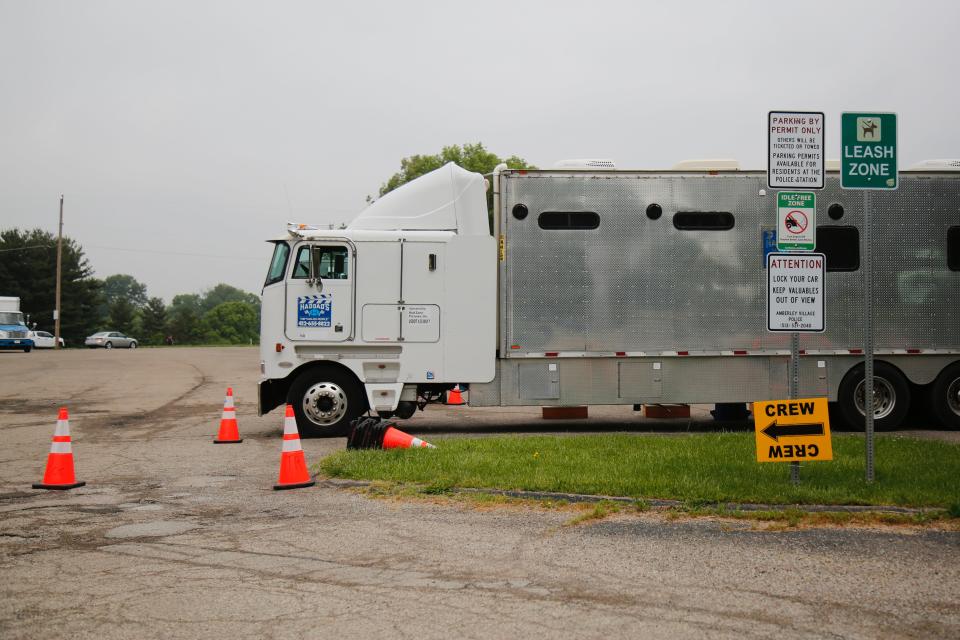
[0,339,33,349]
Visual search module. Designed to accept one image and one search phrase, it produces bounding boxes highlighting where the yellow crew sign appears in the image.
[754,397,832,462]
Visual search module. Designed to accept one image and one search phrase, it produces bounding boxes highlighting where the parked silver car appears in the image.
[85,331,138,349]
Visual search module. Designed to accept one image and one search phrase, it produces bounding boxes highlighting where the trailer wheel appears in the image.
[287,366,367,437]
[837,362,910,431]
[930,362,960,429]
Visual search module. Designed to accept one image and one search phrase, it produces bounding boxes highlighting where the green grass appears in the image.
[319,434,960,508]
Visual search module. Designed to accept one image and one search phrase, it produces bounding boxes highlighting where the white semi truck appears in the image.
[258,160,960,435]
[0,296,33,352]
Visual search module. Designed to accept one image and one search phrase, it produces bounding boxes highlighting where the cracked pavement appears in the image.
[0,347,958,638]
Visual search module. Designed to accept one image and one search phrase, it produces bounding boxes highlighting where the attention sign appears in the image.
[841,112,897,190]
[768,111,825,190]
[767,253,825,333]
[754,397,833,462]
[776,192,816,251]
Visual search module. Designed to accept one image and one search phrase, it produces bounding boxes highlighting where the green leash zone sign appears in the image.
[841,112,898,190]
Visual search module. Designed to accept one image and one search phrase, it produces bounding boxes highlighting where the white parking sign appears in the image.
[767,253,825,332]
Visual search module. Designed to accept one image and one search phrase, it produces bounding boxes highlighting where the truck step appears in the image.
[643,404,691,419]
[541,406,588,420]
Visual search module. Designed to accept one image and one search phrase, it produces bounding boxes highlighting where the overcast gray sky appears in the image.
[2,0,958,301]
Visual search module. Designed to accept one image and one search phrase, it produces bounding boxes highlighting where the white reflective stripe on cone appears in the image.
[54,420,71,437]
[283,419,299,436]
[410,438,436,449]
[281,439,303,452]
[222,409,236,419]
[224,397,234,409]
[50,442,73,454]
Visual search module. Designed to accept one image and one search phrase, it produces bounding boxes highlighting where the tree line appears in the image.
[0,228,259,346]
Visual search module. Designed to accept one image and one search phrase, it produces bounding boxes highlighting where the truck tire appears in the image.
[837,362,910,431]
[287,366,368,437]
[23,346,31,353]
[930,362,960,429]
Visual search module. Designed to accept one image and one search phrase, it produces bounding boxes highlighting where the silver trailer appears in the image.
[468,165,960,429]
[259,162,960,434]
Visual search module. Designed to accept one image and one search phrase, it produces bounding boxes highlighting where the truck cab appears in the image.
[0,297,33,352]
[258,163,497,436]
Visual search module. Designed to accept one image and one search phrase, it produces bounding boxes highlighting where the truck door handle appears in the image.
[428,254,436,271]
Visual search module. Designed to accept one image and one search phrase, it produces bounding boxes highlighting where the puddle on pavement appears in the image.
[105,520,198,538]
[170,476,237,488]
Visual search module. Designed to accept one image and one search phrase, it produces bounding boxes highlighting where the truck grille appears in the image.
[9,331,27,339]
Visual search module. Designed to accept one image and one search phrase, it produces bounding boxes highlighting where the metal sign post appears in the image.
[842,111,897,483]
[864,191,875,482]
[767,253,826,485]
[789,333,800,484]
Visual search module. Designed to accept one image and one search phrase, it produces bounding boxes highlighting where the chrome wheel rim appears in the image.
[854,376,896,420]
[947,377,960,417]
[105,342,112,349]
[302,382,347,426]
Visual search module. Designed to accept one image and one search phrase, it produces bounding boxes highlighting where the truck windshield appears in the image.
[0,312,24,325]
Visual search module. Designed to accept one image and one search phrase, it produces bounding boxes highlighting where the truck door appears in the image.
[285,242,353,342]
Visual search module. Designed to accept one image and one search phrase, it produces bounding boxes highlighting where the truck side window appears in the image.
[264,242,290,286]
[537,212,600,230]
[949,226,960,271]
[815,226,860,272]
[292,246,349,279]
[673,211,734,230]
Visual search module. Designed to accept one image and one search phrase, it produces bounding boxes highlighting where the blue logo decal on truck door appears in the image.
[297,295,332,327]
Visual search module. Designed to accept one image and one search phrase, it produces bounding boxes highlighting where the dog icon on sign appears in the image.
[857,117,880,141]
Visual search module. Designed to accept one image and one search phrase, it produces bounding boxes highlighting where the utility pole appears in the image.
[54,195,63,350]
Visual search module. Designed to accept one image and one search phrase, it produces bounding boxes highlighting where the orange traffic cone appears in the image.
[382,426,436,449]
[33,408,86,490]
[274,405,315,490]
[214,387,242,443]
[446,384,465,405]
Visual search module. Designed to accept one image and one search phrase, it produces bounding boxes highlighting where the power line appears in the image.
[0,244,55,253]
[85,244,266,261]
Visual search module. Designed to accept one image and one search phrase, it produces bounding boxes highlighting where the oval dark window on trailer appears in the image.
[948,226,960,271]
[673,211,735,230]
[815,226,860,272]
[537,211,600,230]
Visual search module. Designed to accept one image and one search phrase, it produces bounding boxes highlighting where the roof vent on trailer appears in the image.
[908,159,960,171]
[671,159,740,171]
[553,158,617,170]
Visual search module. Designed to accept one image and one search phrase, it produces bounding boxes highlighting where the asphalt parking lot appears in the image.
[1,347,958,639]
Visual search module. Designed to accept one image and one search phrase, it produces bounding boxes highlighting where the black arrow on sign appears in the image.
[762,421,824,441]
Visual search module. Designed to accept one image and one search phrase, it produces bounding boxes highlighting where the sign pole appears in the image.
[841,111,896,484]
[864,191,875,483]
[54,195,64,350]
[789,332,801,484]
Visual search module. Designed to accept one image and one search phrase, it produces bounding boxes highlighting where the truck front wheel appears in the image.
[287,366,368,437]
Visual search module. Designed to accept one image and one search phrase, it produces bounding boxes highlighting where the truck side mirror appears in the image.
[309,246,324,292]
